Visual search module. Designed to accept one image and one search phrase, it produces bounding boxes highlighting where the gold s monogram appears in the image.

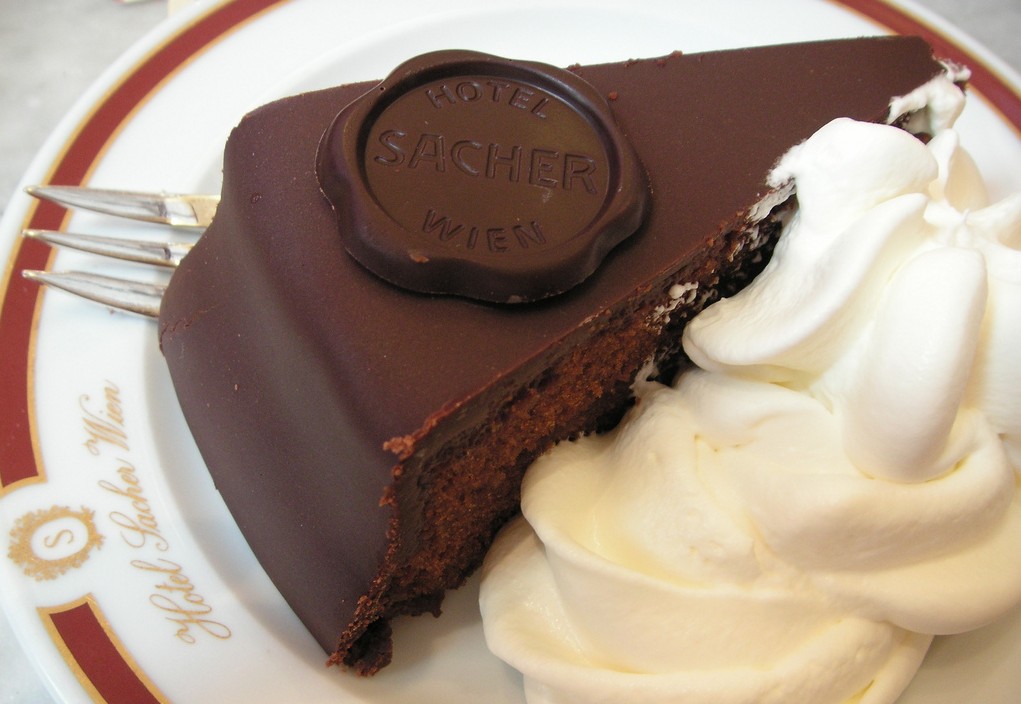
[7,506,104,581]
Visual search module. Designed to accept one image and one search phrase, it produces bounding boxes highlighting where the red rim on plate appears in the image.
[1,1,1019,701]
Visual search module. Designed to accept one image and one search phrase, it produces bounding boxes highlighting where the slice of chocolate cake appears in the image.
[157,36,956,674]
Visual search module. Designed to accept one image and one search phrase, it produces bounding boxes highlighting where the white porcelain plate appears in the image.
[2,0,1020,702]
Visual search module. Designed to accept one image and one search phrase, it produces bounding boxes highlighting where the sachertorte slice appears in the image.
[157,36,956,674]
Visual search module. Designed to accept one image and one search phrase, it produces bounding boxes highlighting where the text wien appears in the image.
[422,209,547,252]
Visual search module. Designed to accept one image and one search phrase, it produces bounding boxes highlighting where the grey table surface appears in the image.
[1,1,1019,702]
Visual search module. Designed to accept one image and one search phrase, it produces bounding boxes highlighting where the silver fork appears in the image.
[20,186,219,317]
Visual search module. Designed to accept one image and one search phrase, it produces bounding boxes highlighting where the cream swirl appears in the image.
[480,97,1021,702]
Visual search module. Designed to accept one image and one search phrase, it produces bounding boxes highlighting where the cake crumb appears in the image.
[656,50,685,67]
[383,435,416,458]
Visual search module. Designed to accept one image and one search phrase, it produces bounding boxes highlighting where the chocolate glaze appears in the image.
[158,37,948,672]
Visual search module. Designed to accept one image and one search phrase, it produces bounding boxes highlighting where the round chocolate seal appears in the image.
[318,50,649,303]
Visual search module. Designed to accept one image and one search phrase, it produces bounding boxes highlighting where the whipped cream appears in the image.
[480,80,1021,703]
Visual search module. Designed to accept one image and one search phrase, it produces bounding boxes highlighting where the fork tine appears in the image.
[25,185,219,228]
[22,270,164,318]
[23,229,191,268]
